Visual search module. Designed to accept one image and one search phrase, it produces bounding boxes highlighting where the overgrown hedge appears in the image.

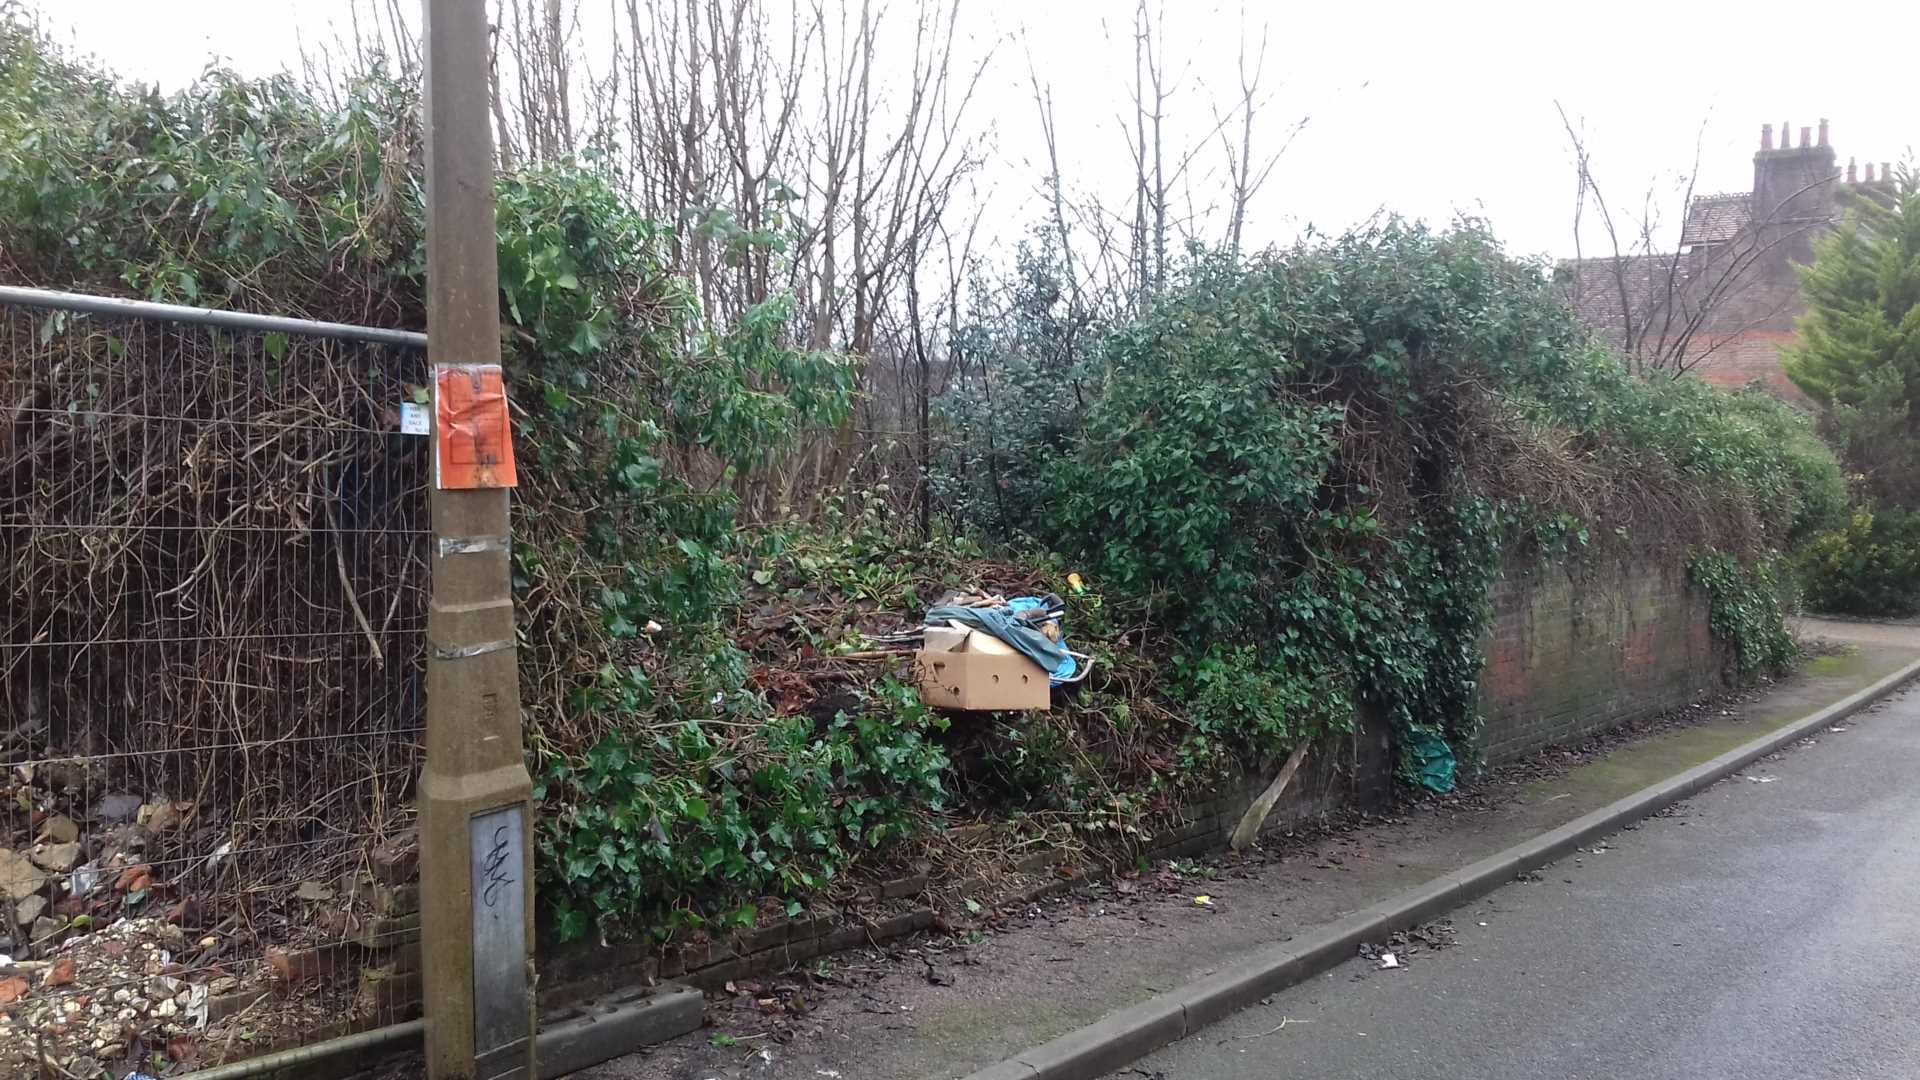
[1795,509,1920,616]
[980,224,1844,776]
[0,16,1848,945]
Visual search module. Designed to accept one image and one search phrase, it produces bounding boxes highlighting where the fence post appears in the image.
[419,1,536,1079]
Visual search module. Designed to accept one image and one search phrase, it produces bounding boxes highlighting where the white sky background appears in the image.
[27,0,1918,264]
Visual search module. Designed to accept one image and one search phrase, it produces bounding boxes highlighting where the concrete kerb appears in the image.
[183,982,704,1080]
[1017,996,1187,1080]
[972,657,1920,1080]
[536,983,706,1078]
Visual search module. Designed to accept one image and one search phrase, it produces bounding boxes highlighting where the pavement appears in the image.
[1115,671,1920,1080]
[591,620,1920,1080]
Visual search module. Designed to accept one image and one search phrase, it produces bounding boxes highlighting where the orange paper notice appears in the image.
[434,364,518,489]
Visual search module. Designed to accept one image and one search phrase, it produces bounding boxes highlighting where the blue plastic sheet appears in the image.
[925,597,1077,682]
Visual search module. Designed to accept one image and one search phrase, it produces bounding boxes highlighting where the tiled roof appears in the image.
[1681,192,1751,247]
[1557,254,1683,341]
[1559,245,1805,344]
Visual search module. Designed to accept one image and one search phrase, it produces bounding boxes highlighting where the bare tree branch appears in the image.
[1559,103,1838,378]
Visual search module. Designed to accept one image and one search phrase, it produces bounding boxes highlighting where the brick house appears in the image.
[1561,120,1894,402]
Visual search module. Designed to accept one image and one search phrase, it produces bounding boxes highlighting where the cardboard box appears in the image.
[914,624,1051,711]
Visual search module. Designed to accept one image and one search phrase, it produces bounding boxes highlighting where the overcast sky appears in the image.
[28,0,1918,263]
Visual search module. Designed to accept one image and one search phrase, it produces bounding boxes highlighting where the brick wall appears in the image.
[1122,554,1727,851]
[1689,330,1804,393]
[507,558,1730,1007]
[1687,329,1808,403]
[1139,706,1398,861]
[1475,555,1724,764]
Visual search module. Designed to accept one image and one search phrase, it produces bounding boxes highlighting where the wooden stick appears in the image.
[326,500,384,667]
[1229,741,1311,851]
[797,649,909,662]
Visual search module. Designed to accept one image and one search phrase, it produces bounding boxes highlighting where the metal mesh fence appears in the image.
[1,297,429,1073]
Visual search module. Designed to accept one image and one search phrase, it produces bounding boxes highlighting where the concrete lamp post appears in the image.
[418,0,537,1077]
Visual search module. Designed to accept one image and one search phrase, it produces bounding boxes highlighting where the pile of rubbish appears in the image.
[884,589,1090,712]
[0,916,224,1077]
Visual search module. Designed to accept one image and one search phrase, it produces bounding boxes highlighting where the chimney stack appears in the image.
[1866,163,1876,183]
[1753,113,1839,240]
[1848,158,1857,183]
[1762,124,1774,150]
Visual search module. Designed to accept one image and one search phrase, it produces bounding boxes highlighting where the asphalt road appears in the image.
[1115,683,1920,1080]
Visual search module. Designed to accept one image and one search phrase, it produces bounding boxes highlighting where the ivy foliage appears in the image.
[535,677,949,940]
[1035,222,1839,769]
[0,17,928,944]
[0,12,1848,947]
[1537,363,1848,550]
[488,167,920,942]
[0,28,423,318]
[1690,552,1798,677]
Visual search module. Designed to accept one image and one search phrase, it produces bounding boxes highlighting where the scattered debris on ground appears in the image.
[1359,918,1456,972]
[0,620,1845,1076]
[346,662,1888,1080]
[0,795,419,1074]
[0,917,208,1076]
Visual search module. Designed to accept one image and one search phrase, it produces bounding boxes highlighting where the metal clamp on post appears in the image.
[440,535,511,557]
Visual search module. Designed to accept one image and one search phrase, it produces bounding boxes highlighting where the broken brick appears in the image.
[265,943,351,985]
[369,830,419,886]
[44,956,75,987]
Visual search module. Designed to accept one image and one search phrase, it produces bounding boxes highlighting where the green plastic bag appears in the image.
[1401,727,1457,793]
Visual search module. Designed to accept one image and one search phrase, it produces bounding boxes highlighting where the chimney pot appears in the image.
[1884,162,1893,183]
[1819,118,1830,147]
[1783,120,1792,148]
[1800,126,1812,149]
[1848,158,1858,183]
[1761,124,1774,150]
[1866,163,1876,183]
